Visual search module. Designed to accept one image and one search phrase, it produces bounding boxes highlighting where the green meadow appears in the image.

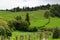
[0,10,60,40]
[0,10,60,28]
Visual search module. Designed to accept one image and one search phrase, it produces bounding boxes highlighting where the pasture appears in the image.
[0,10,60,40]
[0,10,60,28]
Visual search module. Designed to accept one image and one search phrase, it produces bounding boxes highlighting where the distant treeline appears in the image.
[0,4,51,12]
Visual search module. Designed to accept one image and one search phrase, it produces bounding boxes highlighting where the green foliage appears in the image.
[15,20,29,31]
[15,16,22,20]
[6,29,12,37]
[25,13,30,25]
[50,13,55,17]
[0,26,6,35]
[28,27,38,32]
[0,10,60,29]
[42,27,54,32]
[44,11,50,19]
[8,15,38,32]
[8,16,29,31]
[0,19,12,37]
[32,27,38,32]
[0,10,50,27]
[50,4,60,17]
[8,20,16,30]
[15,16,29,31]
[53,27,60,39]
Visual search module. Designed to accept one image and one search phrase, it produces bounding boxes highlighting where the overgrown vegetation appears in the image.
[0,19,12,37]
[53,27,60,39]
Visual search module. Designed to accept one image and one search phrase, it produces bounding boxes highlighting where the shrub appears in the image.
[14,16,29,31]
[6,30,12,37]
[8,20,16,31]
[50,13,55,17]
[0,19,12,37]
[28,27,38,32]
[27,27,33,32]
[15,20,29,31]
[53,27,60,39]
[8,19,29,31]
[0,26,6,35]
[33,27,38,32]
[44,28,54,32]
[44,11,50,19]
[15,16,22,20]
[8,16,38,32]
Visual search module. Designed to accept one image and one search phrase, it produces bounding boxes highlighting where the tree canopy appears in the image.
[50,4,60,17]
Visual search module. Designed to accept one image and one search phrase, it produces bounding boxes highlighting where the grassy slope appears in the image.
[0,10,60,40]
[0,10,60,28]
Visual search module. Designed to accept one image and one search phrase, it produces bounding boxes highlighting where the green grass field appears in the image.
[0,10,60,40]
[0,10,60,28]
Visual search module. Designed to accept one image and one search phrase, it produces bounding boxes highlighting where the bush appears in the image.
[8,19,29,31]
[33,27,38,32]
[0,19,12,37]
[15,20,29,31]
[44,28,53,32]
[44,11,50,19]
[8,20,16,31]
[6,30,12,37]
[15,16,22,20]
[53,27,60,39]
[8,16,38,32]
[28,27,38,32]
[50,13,55,17]
[0,26,6,35]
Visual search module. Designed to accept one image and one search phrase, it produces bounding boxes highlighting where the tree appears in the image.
[46,4,51,9]
[25,13,30,25]
[11,8,16,12]
[6,9,8,11]
[50,4,60,17]
[16,7,20,12]
[44,11,50,19]
[25,7,30,11]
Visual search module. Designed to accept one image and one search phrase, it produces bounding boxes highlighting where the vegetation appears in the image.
[25,13,30,25]
[53,27,60,39]
[50,4,60,17]
[0,4,60,40]
[44,11,50,19]
[5,4,51,12]
[0,19,12,37]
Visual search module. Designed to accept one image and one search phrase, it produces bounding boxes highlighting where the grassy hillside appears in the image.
[0,10,47,20]
[0,10,60,28]
[0,10,60,40]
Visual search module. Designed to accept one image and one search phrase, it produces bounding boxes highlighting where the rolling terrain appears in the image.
[0,10,60,40]
[0,10,60,28]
